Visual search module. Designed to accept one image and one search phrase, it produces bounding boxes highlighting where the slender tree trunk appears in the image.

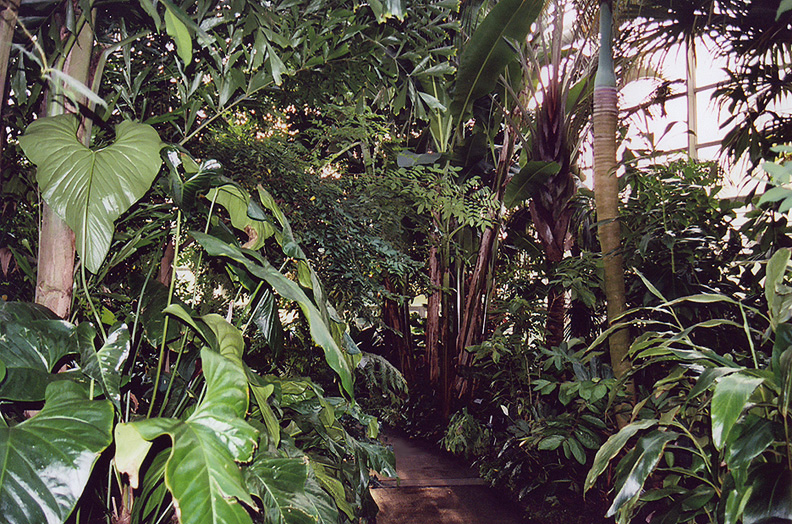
[0,0,21,172]
[426,242,442,385]
[35,13,94,318]
[382,275,414,382]
[593,0,631,424]
[454,128,516,399]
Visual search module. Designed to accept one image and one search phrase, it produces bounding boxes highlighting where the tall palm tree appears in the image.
[519,0,597,349]
[593,0,631,417]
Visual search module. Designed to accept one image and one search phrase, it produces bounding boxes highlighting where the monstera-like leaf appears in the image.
[0,302,129,405]
[0,381,114,524]
[116,345,258,524]
[0,302,86,401]
[245,456,337,524]
[19,115,163,273]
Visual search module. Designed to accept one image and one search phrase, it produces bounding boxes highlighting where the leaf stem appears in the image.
[147,209,182,418]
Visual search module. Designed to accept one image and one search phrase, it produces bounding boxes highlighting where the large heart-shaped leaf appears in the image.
[451,0,546,119]
[116,348,258,524]
[0,381,114,524]
[19,115,163,273]
[245,456,333,524]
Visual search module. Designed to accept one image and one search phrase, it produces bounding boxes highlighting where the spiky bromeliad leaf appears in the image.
[0,381,114,524]
[115,346,258,524]
[19,115,163,273]
[452,0,546,119]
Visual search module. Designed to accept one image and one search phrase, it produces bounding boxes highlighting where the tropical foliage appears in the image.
[1,0,792,522]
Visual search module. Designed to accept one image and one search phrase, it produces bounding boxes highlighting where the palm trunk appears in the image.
[593,0,631,422]
[35,12,95,318]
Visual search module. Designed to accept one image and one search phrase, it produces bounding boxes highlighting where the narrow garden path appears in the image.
[370,432,528,523]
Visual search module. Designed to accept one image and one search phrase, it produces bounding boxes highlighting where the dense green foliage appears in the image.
[1,0,791,522]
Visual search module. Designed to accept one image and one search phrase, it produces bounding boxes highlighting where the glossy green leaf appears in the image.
[190,231,354,396]
[688,367,738,401]
[725,415,774,474]
[503,161,561,208]
[116,348,258,524]
[743,463,792,524]
[248,372,281,448]
[19,115,162,273]
[161,147,227,212]
[252,289,284,359]
[138,279,192,347]
[245,456,327,524]
[452,0,545,118]
[606,430,679,517]
[585,419,657,491]
[0,307,85,401]
[162,304,217,350]
[711,373,764,450]
[78,323,130,410]
[0,381,113,524]
[201,314,245,366]
[164,3,193,64]
[311,461,354,520]
[256,186,305,259]
[766,248,792,330]
[208,184,273,250]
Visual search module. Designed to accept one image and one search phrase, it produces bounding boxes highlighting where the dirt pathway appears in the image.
[370,432,528,523]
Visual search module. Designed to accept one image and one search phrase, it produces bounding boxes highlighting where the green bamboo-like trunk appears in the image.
[593,0,630,401]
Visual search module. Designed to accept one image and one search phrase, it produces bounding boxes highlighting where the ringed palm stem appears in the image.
[593,0,631,420]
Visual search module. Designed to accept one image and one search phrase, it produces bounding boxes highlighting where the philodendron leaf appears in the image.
[208,184,274,250]
[78,323,130,410]
[190,231,354,397]
[0,302,87,401]
[0,381,114,524]
[712,373,764,451]
[116,348,258,524]
[19,115,163,273]
[245,456,325,524]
